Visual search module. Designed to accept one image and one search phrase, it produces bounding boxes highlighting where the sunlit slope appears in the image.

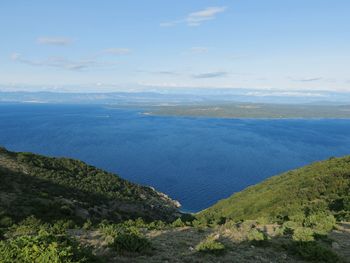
[198,156,350,223]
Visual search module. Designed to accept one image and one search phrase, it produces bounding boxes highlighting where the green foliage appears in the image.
[7,216,46,238]
[171,218,186,228]
[304,213,336,235]
[0,216,13,228]
[98,223,120,245]
[111,227,152,255]
[282,221,300,235]
[0,148,179,225]
[50,220,76,235]
[286,242,341,263]
[292,227,315,242]
[191,219,208,230]
[195,235,226,255]
[147,220,167,230]
[247,229,266,242]
[82,220,93,230]
[198,156,350,225]
[0,230,98,263]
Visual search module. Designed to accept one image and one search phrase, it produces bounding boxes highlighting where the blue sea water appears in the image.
[1,103,350,212]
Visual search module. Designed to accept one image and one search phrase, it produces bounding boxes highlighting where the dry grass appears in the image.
[74,225,311,262]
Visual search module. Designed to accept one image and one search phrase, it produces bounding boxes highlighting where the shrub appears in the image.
[147,220,167,230]
[287,242,341,263]
[196,239,226,255]
[0,230,98,263]
[171,218,186,228]
[196,236,226,255]
[51,219,76,234]
[247,229,266,242]
[192,219,207,230]
[292,227,314,242]
[98,224,119,245]
[111,227,152,255]
[7,216,46,238]
[82,219,93,230]
[304,213,336,235]
[282,221,300,235]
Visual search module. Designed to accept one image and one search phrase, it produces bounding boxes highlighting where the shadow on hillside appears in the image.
[0,166,172,224]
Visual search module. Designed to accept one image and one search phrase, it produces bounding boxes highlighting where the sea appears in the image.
[1,103,350,212]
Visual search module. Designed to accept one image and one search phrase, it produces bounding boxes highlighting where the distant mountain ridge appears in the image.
[1,89,350,105]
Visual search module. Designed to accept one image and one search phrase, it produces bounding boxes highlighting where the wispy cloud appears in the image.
[186,6,227,26]
[290,77,323,82]
[137,69,180,76]
[100,48,131,55]
[37,37,73,46]
[11,53,100,71]
[155,70,179,75]
[190,47,209,54]
[246,91,326,97]
[161,6,227,27]
[10,46,130,71]
[192,71,228,79]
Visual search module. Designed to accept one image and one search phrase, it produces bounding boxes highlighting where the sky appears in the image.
[0,0,349,93]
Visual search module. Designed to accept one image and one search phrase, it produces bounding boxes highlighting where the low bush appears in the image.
[98,223,119,245]
[292,227,314,242]
[6,216,47,238]
[287,241,341,263]
[51,219,76,234]
[0,230,98,263]
[304,213,336,235]
[196,235,226,255]
[171,218,186,228]
[111,227,152,255]
[247,229,265,241]
[82,219,93,230]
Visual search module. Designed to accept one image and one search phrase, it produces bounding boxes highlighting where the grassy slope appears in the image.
[0,147,180,224]
[197,156,350,223]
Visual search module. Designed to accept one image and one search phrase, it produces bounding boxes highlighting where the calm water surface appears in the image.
[1,103,350,212]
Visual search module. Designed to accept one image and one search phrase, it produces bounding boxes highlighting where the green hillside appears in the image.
[197,156,350,224]
[0,148,349,262]
[0,147,181,225]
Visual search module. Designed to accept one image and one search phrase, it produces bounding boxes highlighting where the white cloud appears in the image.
[186,6,227,26]
[37,37,73,46]
[161,6,227,27]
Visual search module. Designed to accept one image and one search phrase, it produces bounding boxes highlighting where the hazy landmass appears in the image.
[147,103,350,119]
[1,91,350,119]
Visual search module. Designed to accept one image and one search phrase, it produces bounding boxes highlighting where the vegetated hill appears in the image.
[0,147,181,224]
[197,156,350,224]
[1,148,350,262]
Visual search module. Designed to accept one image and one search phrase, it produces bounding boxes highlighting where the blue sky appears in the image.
[1,0,349,93]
